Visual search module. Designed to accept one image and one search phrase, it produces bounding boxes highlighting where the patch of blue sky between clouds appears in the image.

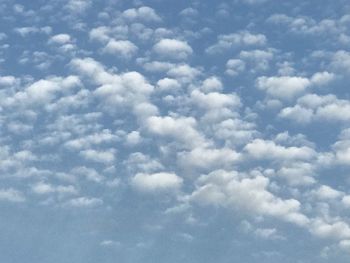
[1,0,350,262]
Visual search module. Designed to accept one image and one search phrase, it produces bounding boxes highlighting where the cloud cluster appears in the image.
[1,1,350,261]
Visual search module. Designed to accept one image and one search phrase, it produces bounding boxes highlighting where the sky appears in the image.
[1,0,350,262]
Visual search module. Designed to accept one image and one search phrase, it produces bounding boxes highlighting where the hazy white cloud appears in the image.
[67,197,103,207]
[206,31,267,54]
[80,149,116,164]
[0,188,25,202]
[122,6,161,22]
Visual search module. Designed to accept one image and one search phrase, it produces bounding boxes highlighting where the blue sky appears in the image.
[1,0,350,262]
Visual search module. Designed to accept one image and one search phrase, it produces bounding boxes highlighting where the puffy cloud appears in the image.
[239,49,274,72]
[2,0,350,256]
[0,188,25,202]
[279,94,350,123]
[310,219,350,240]
[212,118,258,146]
[153,39,193,60]
[89,26,111,43]
[279,105,314,123]
[131,172,183,193]
[226,59,246,76]
[2,76,81,108]
[341,195,350,207]
[190,170,309,226]
[178,147,240,172]
[65,0,92,14]
[0,75,18,87]
[256,72,334,101]
[64,130,118,151]
[71,166,104,183]
[256,76,310,100]
[14,26,52,37]
[125,131,142,146]
[312,185,343,200]
[124,152,164,173]
[122,6,161,22]
[145,116,207,148]
[333,139,350,164]
[206,31,267,54]
[201,77,223,92]
[310,71,336,87]
[254,228,285,240]
[71,57,154,112]
[339,240,350,252]
[167,64,201,83]
[48,34,72,45]
[79,149,116,164]
[67,197,103,207]
[190,90,241,109]
[244,139,316,162]
[31,182,78,195]
[94,71,153,107]
[267,14,343,37]
[102,39,138,59]
[156,78,181,92]
[276,162,316,186]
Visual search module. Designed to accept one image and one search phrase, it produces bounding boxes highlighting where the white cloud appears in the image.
[122,6,161,22]
[178,147,240,172]
[153,39,193,60]
[244,139,316,162]
[48,34,72,45]
[156,78,181,92]
[276,162,316,186]
[310,219,350,240]
[3,76,81,108]
[71,166,104,183]
[239,49,274,72]
[80,149,116,164]
[167,64,201,83]
[100,240,121,247]
[279,105,314,123]
[226,59,246,76]
[201,77,223,92]
[131,172,183,193]
[145,115,207,149]
[125,131,141,146]
[279,94,350,123]
[206,31,267,54]
[342,195,350,207]
[190,90,241,110]
[190,170,309,226]
[310,71,335,87]
[0,188,25,202]
[67,197,103,207]
[103,39,138,59]
[65,0,91,14]
[0,75,18,87]
[89,26,111,43]
[254,228,285,240]
[312,185,343,200]
[32,182,77,195]
[256,76,310,100]
[124,152,164,173]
